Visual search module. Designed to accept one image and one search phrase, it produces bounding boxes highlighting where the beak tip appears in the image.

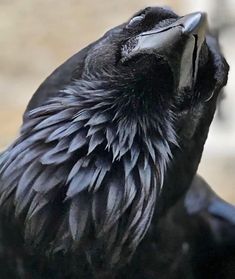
[182,12,207,36]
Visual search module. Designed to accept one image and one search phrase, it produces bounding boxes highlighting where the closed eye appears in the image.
[126,15,145,29]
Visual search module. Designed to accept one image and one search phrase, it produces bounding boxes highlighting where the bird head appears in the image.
[79,8,208,112]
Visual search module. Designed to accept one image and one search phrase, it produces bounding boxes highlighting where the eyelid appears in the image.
[126,15,145,28]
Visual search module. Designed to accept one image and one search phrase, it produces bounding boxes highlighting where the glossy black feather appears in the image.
[118,176,235,279]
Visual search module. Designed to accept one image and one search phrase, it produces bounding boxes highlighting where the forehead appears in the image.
[98,7,178,39]
[130,7,178,31]
[132,6,178,20]
[103,7,179,38]
[121,7,179,40]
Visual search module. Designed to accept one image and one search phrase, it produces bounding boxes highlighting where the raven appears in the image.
[118,176,235,279]
[0,6,229,278]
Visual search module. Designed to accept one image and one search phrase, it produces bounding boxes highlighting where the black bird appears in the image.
[0,7,229,278]
[119,175,235,279]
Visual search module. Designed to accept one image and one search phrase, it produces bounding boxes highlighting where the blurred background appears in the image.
[0,0,234,203]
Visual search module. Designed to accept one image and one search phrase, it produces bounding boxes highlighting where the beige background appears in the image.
[0,0,234,203]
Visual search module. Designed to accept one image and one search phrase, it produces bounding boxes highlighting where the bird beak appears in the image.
[125,12,208,90]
